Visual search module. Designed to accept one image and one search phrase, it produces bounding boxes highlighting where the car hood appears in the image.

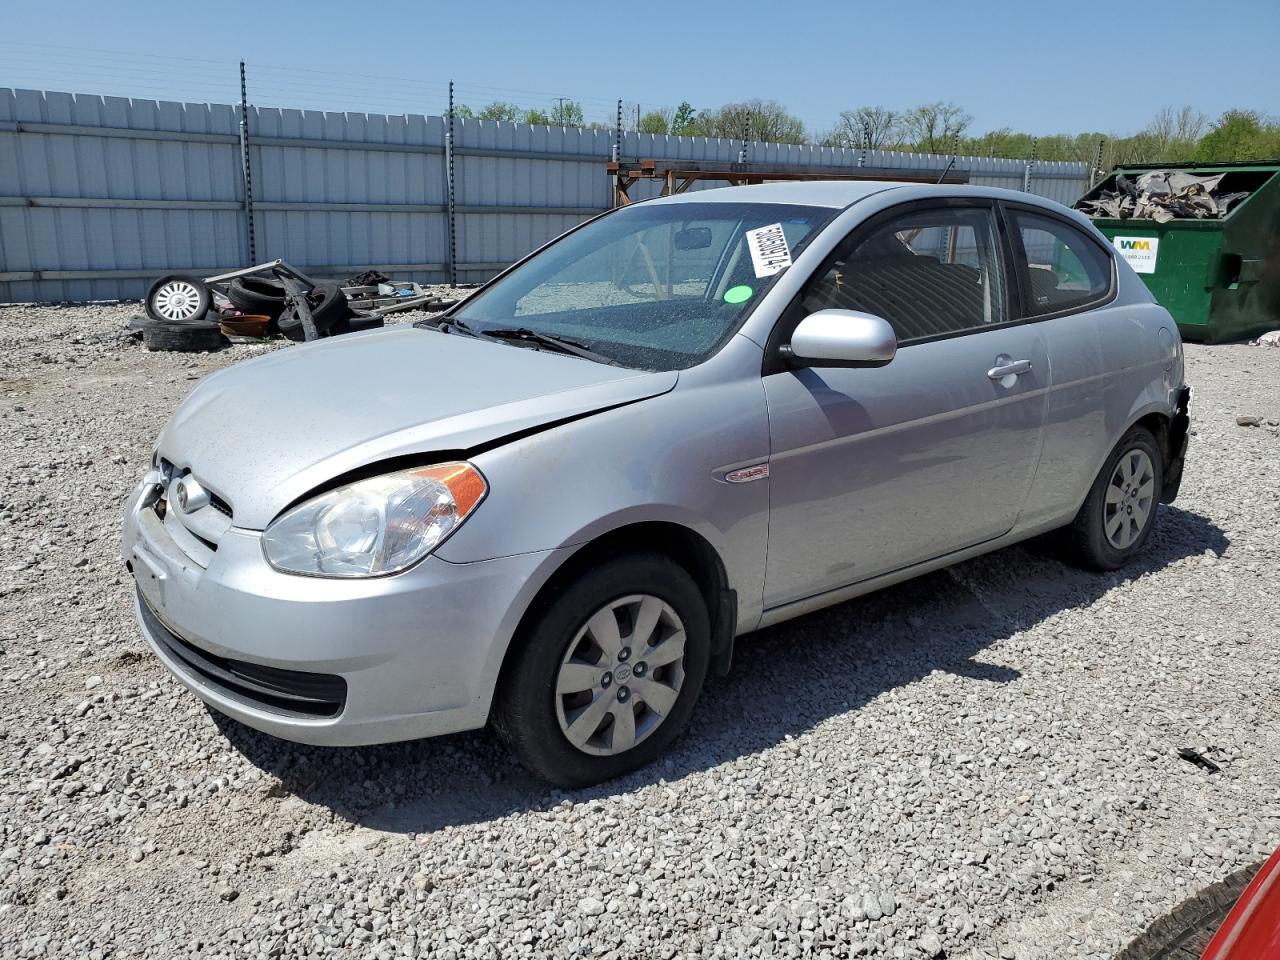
[157,327,676,529]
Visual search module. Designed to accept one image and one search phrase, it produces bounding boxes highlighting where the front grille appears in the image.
[151,460,233,563]
[138,590,346,719]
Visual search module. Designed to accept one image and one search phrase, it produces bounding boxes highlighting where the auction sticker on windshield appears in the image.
[746,223,793,277]
[1113,236,1159,274]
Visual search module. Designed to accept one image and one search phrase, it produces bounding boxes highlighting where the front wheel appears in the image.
[1067,425,1163,570]
[494,554,710,788]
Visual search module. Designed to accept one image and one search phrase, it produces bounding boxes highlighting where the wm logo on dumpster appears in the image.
[1113,236,1160,274]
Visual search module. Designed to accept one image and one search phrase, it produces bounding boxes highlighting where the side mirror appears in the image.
[783,309,898,368]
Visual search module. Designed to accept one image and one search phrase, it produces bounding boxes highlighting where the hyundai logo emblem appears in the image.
[172,476,210,514]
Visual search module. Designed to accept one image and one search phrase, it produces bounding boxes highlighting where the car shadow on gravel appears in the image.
[214,504,1227,835]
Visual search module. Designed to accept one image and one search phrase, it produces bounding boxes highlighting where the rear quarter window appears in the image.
[1008,209,1114,316]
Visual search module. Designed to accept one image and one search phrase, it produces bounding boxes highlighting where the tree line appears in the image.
[453,98,1280,165]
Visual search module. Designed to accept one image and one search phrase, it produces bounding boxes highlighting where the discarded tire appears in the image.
[225,276,288,320]
[329,314,385,335]
[277,315,307,342]
[277,282,352,341]
[142,321,226,352]
[144,275,211,324]
[1116,860,1263,959]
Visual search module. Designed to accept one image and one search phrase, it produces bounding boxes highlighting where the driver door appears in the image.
[761,200,1048,608]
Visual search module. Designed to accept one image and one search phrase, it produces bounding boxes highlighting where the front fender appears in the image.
[437,371,772,632]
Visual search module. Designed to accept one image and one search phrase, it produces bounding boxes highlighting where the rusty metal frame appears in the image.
[608,159,969,207]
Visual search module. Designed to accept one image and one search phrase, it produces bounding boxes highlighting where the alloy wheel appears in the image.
[554,594,687,756]
[1104,448,1156,549]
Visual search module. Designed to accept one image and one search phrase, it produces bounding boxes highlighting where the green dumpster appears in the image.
[1075,161,1280,342]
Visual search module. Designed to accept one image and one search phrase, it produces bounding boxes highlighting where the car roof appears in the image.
[644,179,1055,211]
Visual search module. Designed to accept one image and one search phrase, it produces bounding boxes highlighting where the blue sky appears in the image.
[3,0,1278,137]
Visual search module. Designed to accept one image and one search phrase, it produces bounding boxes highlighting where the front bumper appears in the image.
[122,479,567,746]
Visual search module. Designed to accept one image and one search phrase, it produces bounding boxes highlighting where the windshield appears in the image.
[449,201,834,370]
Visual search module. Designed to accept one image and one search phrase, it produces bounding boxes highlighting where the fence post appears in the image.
[1023,137,1038,193]
[238,61,256,263]
[611,99,622,163]
[1091,137,1106,188]
[445,80,457,288]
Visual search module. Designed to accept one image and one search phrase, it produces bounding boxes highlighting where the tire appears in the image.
[1116,861,1262,959]
[329,314,385,336]
[225,276,287,320]
[142,321,226,352]
[494,554,710,788]
[1066,425,1163,570]
[144,275,211,324]
[277,282,352,341]
[277,311,306,342]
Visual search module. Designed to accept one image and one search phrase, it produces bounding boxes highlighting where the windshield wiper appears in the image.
[480,327,618,365]
[416,317,618,365]
[415,316,485,338]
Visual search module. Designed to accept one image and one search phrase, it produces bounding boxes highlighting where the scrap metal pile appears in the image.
[132,261,456,352]
[1075,170,1252,223]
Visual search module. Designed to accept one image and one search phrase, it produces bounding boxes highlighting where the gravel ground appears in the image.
[1,302,1277,960]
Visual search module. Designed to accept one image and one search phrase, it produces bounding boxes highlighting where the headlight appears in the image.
[262,463,487,578]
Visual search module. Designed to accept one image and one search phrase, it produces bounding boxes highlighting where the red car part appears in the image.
[1203,846,1280,960]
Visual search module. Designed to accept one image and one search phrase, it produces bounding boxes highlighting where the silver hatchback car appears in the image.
[123,181,1190,786]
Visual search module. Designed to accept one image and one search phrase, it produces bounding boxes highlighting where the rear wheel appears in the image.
[494,554,710,787]
[1067,425,1162,570]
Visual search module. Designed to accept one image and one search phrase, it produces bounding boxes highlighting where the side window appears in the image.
[799,205,1008,343]
[1008,210,1113,316]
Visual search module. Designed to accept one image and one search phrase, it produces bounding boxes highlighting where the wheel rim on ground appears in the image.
[1104,448,1156,549]
[554,594,687,757]
[151,280,204,321]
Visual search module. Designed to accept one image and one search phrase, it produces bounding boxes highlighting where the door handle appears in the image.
[987,358,1032,380]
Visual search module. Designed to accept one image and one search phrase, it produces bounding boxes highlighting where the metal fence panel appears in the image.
[0,87,1089,303]
[0,88,249,301]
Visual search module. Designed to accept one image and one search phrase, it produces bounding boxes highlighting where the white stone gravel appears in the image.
[0,302,1277,960]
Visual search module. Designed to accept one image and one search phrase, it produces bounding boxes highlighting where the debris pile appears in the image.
[132,261,458,352]
[1252,330,1280,348]
[1076,170,1251,222]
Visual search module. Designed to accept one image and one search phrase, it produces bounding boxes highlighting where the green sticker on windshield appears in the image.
[724,285,753,304]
